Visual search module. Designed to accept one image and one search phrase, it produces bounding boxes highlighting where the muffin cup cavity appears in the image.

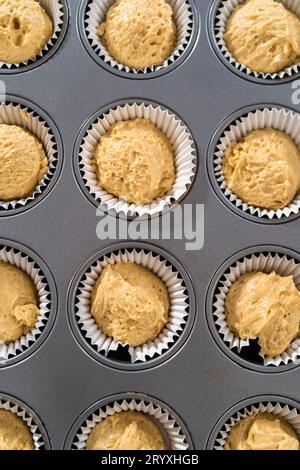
[79,101,196,218]
[0,245,52,364]
[0,0,65,70]
[213,251,300,367]
[84,0,194,75]
[75,248,189,363]
[213,401,300,450]
[213,107,300,221]
[0,395,49,449]
[0,101,58,213]
[214,0,300,81]
[69,395,190,450]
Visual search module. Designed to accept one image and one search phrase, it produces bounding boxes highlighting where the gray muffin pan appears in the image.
[1,0,300,450]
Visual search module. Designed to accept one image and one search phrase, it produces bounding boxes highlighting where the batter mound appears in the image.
[94,118,175,205]
[0,0,53,64]
[0,409,34,450]
[86,411,166,450]
[0,124,48,201]
[0,261,40,343]
[225,413,300,450]
[222,128,300,211]
[224,0,300,74]
[91,262,170,347]
[98,0,177,69]
[225,271,300,357]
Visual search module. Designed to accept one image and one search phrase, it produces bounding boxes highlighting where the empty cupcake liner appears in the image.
[214,107,300,220]
[214,401,300,450]
[0,102,58,212]
[215,0,300,80]
[0,245,51,362]
[84,0,194,75]
[0,0,65,70]
[75,248,189,363]
[72,398,189,450]
[79,101,196,217]
[0,396,46,450]
[213,251,300,367]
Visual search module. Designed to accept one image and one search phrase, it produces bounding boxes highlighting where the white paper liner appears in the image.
[214,107,300,220]
[73,398,189,450]
[0,102,58,212]
[0,246,51,362]
[0,0,64,69]
[213,252,300,367]
[80,102,196,217]
[0,397,46,450]
[75,248,189,363]
[214,401,300,450]
[85,0,194,74]
[215,0,300,80]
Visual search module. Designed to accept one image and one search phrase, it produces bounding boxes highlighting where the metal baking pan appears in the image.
[1,0,300,450]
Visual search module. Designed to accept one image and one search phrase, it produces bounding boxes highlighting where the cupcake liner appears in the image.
[214,401,300,450]
[0,102,58,212]
[75,248,189,363]
[79,102,196,217]
[215,0,300,80]
[213,251,300,367]
[214,107,300,220]
[0,245,51,363]
[85,0,194,74]
[72,398,189,450]
[0,396,46,450]
[0,0,65,70]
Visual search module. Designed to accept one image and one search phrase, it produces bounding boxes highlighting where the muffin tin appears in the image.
[2,0,300,450]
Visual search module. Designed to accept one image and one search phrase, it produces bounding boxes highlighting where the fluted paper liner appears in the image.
[85,0,194,74]
[215,0,300,80]
[0,246,51,362]
[0,396,46,450]
[80,102,196,217]
[0,0,64,69]
[0,102,58,212]
[213,252,300,367]
[75,248,189,363]
[214,107,300,220]
[214,401,300,450]
[72,398,189,450]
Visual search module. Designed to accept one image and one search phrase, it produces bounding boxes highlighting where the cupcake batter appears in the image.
[0,124,48,201]
[94,118,175,205]
[98,0,177,69]
[86,411,166,450]
[222,128,300,210]
[225,271,300,357]
[225,413,300,450]
[91,262,170,347]
[0,409,34,450]
[0,261,40,343]
[224,0,300,74]
[0,0,53,64]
